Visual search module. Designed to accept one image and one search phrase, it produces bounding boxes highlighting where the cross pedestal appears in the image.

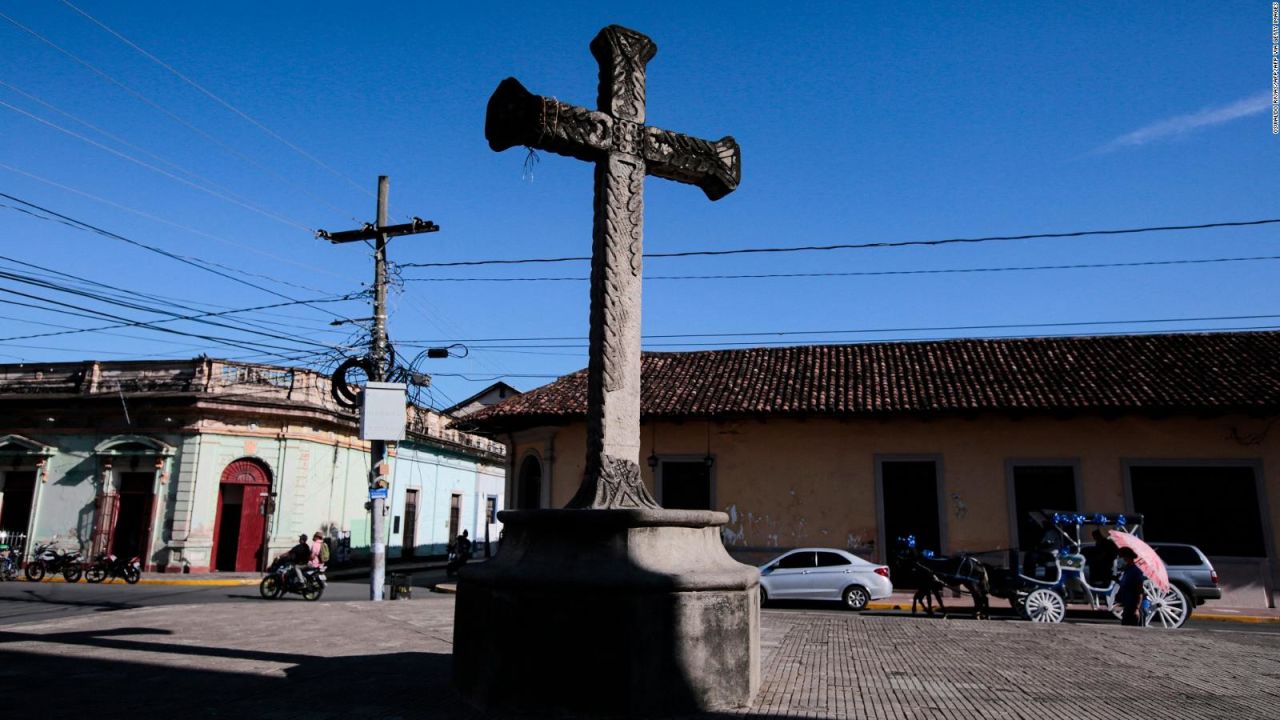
[453,25,758,717]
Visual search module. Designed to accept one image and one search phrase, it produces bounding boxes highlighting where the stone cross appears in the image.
[486,25,740,509]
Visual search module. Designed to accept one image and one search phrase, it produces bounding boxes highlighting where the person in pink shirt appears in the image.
[308,532,326,568]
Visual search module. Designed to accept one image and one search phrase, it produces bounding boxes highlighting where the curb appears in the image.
[1193,612,1280,625]
[11,576,261,587]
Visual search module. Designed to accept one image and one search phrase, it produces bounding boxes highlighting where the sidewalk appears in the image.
[0,594,1275,719]
[16,556,463,587]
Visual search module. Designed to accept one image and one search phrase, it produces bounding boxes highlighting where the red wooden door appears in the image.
[215,460,271,572]
[237,485,269,571]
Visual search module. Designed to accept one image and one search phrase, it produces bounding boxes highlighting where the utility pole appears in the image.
[318,175,439,600]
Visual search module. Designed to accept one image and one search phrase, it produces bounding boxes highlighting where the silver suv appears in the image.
[1149,543,1221,607]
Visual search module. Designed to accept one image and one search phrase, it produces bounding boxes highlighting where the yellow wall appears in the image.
[508,414,1278,568]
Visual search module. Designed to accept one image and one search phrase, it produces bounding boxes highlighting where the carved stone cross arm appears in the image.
[486,81,739,201]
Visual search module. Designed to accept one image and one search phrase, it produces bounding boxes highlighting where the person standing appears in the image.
[1114,546,1147,626]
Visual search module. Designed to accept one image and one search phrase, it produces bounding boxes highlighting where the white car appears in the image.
[758,548,893,611]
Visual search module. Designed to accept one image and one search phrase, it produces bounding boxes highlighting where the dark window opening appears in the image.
[881,460,941,586]
[517,456,542,510]
[1131,465,1265,557]
[660,460,712,510]
[1012,465,1078,550]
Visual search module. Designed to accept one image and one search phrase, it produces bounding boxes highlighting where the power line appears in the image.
[0,98,313,231]
[0,292,357,343]
[0,252,357,353]
[399,217,1280,268]
[0,192,347,318]
[0,284,308,357]
[402,254,1280,283]
[0,253,350,340]
[0,270,344,353]
[58,0,374,200]
[398,312,1280,345]
[0,9,354,221]
[0,162,347,288]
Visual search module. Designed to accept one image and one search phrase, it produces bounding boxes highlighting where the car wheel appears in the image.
[758,587,768,608]
[842,585,870,611]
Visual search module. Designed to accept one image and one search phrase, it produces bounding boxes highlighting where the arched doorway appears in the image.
[213,459,272,572]
[517,455,542,509]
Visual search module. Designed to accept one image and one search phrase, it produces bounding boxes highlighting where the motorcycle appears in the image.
[84,553,142,584]
[24,542,83,582]
[259,557,326,601]
[445,540,473,578]
[0,543,18,581]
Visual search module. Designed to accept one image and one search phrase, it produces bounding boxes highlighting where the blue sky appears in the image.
[0,2,1275,408]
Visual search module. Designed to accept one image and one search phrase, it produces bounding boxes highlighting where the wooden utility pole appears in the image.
[318,175,439,600]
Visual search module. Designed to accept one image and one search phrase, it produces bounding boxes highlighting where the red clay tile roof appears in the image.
[460,332,1280,432]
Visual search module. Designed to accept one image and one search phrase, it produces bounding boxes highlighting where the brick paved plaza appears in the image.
[0,595,1275,719]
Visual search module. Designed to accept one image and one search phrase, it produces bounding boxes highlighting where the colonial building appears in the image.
[463,332,1280,608]
[0,358,505,572]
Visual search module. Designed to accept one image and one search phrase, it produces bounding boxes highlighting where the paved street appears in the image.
[0,569,453,626]
[0,592,1277,719]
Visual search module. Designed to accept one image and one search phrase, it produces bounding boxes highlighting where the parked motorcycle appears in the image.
[24,542,83,582]
[0,543,18,581]
[259,557,326,601]
[84,553,142,584]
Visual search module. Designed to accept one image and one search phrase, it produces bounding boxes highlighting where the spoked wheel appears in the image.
[1022,588,1066,623]
[842,585,870,611]
[123,567,141,585]
[1144,583,1190,629]
[24,562,45,582]
[259,575,283,600]
[85,564,108,583]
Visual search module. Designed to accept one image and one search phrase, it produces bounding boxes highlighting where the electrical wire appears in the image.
[0,9,357,220]
[398,312,1280,345]
[0,253,352,340]
[399,218,1280,268]
[58,0,374,200]
[0,193,348,319]
[0,98,313,232]
[0,161,346,287]
[402,254,1280,283]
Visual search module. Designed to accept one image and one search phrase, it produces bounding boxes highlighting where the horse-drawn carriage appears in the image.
[899,510,1191,628]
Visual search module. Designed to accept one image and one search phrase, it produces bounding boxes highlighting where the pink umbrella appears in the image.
[1108,530,1169,593]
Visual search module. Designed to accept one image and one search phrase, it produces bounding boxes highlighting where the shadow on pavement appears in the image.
[0,626,477,719]
[0,588,141,613]
[0,624,802,719]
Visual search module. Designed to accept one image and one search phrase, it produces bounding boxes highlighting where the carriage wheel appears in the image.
[1108,582,1191,628]
[1023,588,1065,623]
[1144,583,1190,629]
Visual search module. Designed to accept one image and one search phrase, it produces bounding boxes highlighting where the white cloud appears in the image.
[1095,91,1271,153]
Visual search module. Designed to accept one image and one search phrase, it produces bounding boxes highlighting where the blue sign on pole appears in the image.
[369,487,388,500]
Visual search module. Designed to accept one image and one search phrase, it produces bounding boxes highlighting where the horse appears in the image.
[895,538,992,619]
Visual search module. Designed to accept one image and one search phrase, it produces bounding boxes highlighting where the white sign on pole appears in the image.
[360,382,407,440]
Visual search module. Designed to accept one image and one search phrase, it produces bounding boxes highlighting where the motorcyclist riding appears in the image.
[280,534,311,589]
